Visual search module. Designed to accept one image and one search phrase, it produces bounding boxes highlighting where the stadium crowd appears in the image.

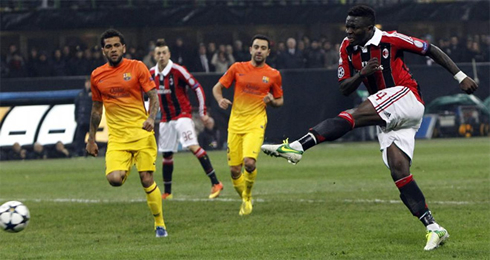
[1,141,71,161]
[2,34,489,79]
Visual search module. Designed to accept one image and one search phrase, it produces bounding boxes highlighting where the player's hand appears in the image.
[460,77,478,94]
[201,114,210,124]
[86,141,98,157]
[218,98,232,110]
[263,93,274,105]
[142,118,155,132]
[360,58,381,76]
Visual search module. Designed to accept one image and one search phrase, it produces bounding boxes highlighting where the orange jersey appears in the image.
[91,58,156,143]
[219,61,283,133]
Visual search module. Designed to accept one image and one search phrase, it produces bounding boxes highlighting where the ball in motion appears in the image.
[0,201,30,232]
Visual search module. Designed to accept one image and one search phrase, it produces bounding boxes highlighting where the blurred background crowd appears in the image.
[2,33,489,78]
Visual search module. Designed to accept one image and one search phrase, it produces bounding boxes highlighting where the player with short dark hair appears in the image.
[87,29,168,238]
[213,34,284,215]
[149,39,223,200]
[261,5,478,250]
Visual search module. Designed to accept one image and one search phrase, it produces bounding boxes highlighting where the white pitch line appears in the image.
[0,197,484,205]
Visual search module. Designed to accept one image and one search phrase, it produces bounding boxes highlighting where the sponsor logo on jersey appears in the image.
[123,73,132,81]
[382,48,389,59]
[262,76,269,83]
[338,67,345,78]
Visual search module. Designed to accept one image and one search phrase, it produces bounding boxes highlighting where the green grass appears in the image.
[0,137,489,259]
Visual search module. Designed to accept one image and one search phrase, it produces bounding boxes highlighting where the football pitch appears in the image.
[0,137,489,259]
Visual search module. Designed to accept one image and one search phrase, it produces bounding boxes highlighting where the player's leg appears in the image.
[239,129,263,215]
[188,144,223,198]
[158,121,178,199]
[376,88,447,250]
[177,117,223,198]
[161,152,174,199]
[227,132,246,199]
[261,99,382,164]
[240,157,255,216]
[105,142,133,186]
[386,144,448,250]
[136,135,167,237]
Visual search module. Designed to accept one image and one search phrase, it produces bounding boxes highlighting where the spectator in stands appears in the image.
[69,47,86,76]
[91,46,105,68]
[143,40,156,68]
[6,44,19,65]
[198,116,222,151]
[448,36,464,63]
[61,45,72,62]
[211,50,234,73]
[273,41,286,69]
[52,49,68,76]
[83,48,95,71]
[207,42,217,72]
[7,51,26,78]
[225,44,235,61]
[33,51,53,77]
[192,43,211,73]
[127,46,140,61]
[306,39,325,68]
[233,40,249,62]
[323,41,339,69]
[26,47,40,77]
[279,37,305,69]
[28,142,48,160]
[7,142,27,160]
[49,141,71,158]
[171,37,190,68]
[74,77,92,156]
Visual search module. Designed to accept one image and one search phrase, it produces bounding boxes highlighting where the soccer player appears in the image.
[212,35,284,215]
[261,5,478,250]
[149,39,223,200]
[86,29,168,238]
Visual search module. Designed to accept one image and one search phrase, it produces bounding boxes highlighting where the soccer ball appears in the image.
[0,201,30,233]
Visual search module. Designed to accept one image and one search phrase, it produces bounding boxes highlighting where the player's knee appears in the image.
[229,166,241,177]
[388,159,410,181]
[139,171,154,187]
[163,152,173,159]
[106,172,123,187]
[243,158,256,173]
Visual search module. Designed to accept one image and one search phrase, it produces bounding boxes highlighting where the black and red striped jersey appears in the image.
[150,60,207,122]
[338,28,430,104]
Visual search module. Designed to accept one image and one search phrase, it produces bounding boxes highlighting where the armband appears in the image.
[453,71,467,84]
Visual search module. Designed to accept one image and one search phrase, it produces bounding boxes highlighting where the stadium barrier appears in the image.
[0,65,488,146]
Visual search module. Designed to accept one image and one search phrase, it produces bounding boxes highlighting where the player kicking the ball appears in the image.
[262,5,477,250]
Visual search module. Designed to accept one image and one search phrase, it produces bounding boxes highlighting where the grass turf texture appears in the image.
[0,137,488,259]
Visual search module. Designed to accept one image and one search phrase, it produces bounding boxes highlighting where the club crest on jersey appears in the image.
[382,48,389,59]
[262,76,269,83]
[123,73,132,81]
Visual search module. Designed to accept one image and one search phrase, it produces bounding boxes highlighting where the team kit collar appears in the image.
[352,27,382,51]
[154,59,174,77]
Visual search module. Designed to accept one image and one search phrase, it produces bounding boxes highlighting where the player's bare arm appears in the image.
[86,100,103,157]
[427,44,478,94]
[339,57,380,96]
[264,93,284,107]
[142,88,158,132]
[212,82,232,110]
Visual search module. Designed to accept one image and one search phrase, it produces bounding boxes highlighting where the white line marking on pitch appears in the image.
[0,197,483,205]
